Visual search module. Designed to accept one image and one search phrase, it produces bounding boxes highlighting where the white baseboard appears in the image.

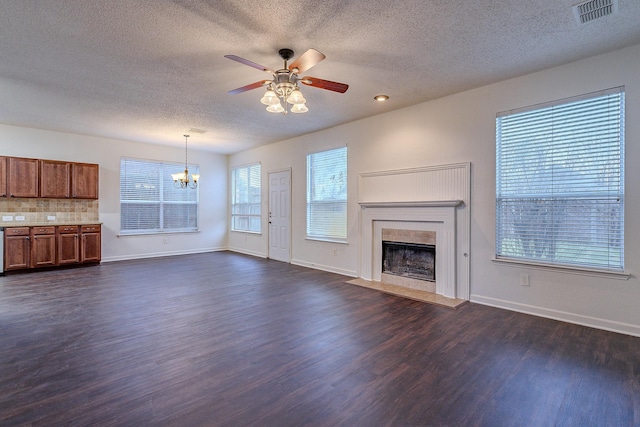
[227,247,267,258]
[101,247,225,263]
[471,294,640,338]
[291,258,357,278]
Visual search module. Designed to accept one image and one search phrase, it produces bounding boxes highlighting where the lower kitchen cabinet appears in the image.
[31,226,56,268]
[80,225,101,263]
[4,224,101,272]
[4,227,31,271]
[57,225,80,265]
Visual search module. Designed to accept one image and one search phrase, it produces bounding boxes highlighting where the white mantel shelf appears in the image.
[359,200,464,208]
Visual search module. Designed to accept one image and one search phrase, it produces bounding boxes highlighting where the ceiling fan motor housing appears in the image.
[278,48,294,61]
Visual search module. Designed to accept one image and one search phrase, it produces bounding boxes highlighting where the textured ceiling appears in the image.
[1,0,640,154]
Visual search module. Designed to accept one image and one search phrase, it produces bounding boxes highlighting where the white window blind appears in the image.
[231,163,261,232]
[496,88,624,270]
[120,157,199,234]
[307,146,347,241]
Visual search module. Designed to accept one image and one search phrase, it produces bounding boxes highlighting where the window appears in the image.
[120,157,199,234]
[307,146,347,241]
[496,88,624,270]
[231,163,261,233]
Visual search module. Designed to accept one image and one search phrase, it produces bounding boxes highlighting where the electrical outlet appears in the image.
[47,215,56,221]
[15,215,25,221]
[163,238,168,244]
[333,249,337,256]
[520,274,530,287]
[2,215,13,221]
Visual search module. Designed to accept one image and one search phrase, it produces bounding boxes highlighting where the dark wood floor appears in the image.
[1,252,639,426]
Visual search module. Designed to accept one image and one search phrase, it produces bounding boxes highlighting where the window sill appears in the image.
[118,230,200,237]
[230,230,262,235]
[306,237,348,245]
[492,258,630,280]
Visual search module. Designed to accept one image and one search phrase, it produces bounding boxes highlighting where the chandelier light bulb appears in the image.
[266,102,285,113]
[260,90,279,105]
[290,103,308,114]
[287,89,306,105]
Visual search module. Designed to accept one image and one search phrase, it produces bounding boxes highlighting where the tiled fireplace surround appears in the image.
[360,202,459,298]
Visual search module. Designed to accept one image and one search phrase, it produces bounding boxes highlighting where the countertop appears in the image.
[0,221,102,228]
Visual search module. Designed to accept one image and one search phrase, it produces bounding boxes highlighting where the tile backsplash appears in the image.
[0,198,99,223]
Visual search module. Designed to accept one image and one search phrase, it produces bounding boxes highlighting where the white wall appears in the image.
[0,125,228,261]
[229,43,640,336]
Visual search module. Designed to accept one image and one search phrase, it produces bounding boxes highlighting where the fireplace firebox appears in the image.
[382,241,435,282]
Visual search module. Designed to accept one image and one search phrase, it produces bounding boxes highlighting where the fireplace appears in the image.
[359,202,462,298]
[382,241,435,282]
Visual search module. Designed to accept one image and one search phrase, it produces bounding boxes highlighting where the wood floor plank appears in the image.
[1,251,639,426]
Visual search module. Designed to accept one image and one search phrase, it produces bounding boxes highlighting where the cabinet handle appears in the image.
[25,236,29,240]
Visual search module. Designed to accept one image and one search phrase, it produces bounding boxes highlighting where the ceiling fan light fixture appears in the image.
[260,89,279,105]
[287,89,306,105]
[290,103,309,114]
[266,103,285,113]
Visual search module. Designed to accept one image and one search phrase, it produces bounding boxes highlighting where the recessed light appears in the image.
[374,95,389,102]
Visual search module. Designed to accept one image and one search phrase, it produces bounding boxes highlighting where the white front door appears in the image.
[268,169,291,262]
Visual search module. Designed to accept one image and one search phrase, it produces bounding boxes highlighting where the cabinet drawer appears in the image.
[81,225,101,233]
[6,227,30,236]
[58,225,79,233]
[32,226,56,235]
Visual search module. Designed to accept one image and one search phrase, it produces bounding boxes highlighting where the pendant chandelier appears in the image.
[172,134,199,189]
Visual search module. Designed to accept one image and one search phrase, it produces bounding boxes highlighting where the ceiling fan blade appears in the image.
[288,49,325,74]
[300,77,349,93]
[228,80,271,95]
[224,55,275,74]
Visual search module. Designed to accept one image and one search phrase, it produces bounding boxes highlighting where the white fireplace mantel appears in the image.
[359,202,459,298]
[357,163,471,300]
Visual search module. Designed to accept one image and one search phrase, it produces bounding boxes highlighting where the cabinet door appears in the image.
[8,157,39,198]
[5,228,31,270]
[81,225,101,263]
[0,156,6,197]
[40,160,71,198]
[72,163,99,199]
[31,233,56,268]
[57,230,80,265]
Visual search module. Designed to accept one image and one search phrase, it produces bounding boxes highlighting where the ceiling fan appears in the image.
[224,48,349,114]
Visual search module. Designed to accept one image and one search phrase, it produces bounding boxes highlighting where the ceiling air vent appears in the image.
[572,0,618,25]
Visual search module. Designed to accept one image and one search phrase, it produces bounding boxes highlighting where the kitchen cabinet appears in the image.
[1,156,98,200]
[72,163,99,199]
[4,227,30,271]
[40,160,71,198]
[3,224,100,273]
[31,226,56,268]
[57,225,80,265]
[80,224,101,263]
[0,156,6,197]
[8,157,39,198]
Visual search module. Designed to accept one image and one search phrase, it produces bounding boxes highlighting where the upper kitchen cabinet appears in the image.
[0,156,6,197]
[8,157,39,198]
[40,160,71,198]
[71,162,99,199]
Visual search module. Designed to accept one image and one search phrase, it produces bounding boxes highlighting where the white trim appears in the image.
[101,247,224,263]
[291,258,358,277]
[492,258,631,280]
[471,294,640,337]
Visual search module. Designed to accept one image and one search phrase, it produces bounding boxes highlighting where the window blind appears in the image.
[496,88,624,270]
[307,146,347,241]
[231,163,261,232]
[120,157,199,233]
